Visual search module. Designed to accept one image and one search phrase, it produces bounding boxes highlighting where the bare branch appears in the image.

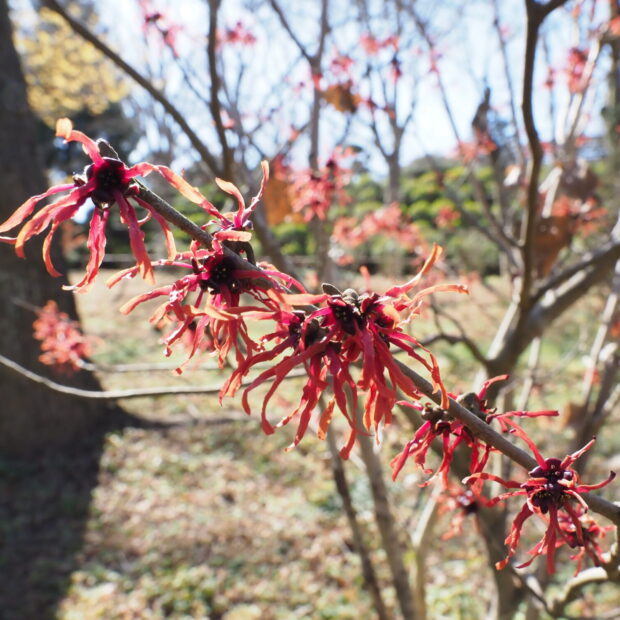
[0,352,306,401]
[207,0,234,178]
[548,567,610,617]
[325,428,390,620]
[357,425,417,619]
[268,0,314,65]
[492,0,526,167]
[534,239,620,304]
[428,302,490,368]
[519,0,569,307]
[42,0,222,176]
[410,486,441,620]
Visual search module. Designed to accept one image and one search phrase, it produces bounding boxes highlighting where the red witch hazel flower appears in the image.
[204,161,269,255]
[0,118,210,292]
[221,245,466,458]
[390,374,558,487]
[32,300,93,374]
[465,433,616,574]
[114,242,303,371]
[291,148,352,221]
[438,485,480,540]
[555,506,612,575]
[390,401,488,488]
[109,163,285,371]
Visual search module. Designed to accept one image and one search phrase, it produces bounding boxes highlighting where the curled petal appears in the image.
[245,160,269,217]
[14,187,89,257]
[496,503,533,570]
[134,197,177,260]
[384,243,443,297]
[561,437,597,468]
[152,165,221,217]
[116,192,154,284]
[464,471,522,489]
[36,200,84,275]
[215,176,245,214]
[477,374,509,400]
[120,285,174,315]
[317,399,336,440]
[42,221,64,277]
[503,419,546,467]
[66,208,110,293]
[56,117,103,164]
[575,470,616,492]
[215,230,252,242]
[0,183,74,233]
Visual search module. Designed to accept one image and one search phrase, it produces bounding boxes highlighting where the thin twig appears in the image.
[43,0,221,176]
[548,567,610,617]
[0,353,307,401]
[207,0,234,179]
[492,0,526,167]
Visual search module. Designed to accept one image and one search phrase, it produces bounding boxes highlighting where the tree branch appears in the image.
[548,567,610,617]
[533,239,620,305]
[268,0,315,65]
[207,0,234,179]
[0,352,306,401]
[357,428,417,619]
[325,428,390,620]
[42,0,222,176]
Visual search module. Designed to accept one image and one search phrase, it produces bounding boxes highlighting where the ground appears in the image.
[1,267,617,619]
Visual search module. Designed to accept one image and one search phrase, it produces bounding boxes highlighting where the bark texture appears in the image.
[0,0,111,456]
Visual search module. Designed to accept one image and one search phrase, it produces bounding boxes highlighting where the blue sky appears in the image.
[13,0,613,177]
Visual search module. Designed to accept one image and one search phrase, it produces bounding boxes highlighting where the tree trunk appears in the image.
[0,0,111,456]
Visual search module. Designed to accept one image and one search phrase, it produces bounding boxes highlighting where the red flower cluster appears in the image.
[466,434,615,574]
[32,300,92,374]
[206,161,269,249]
[3,117,616,586]
[390,400,492,488]
[113,244,301,371]
[391,375,558,486]
[221,245,466,457]
[0,119,214,292]
[331,202,425,255]
[139,0,183,57]
[566,47,589,93]
[218,21,257,47]
[291,149,352,221]
[555,507,612,575]
[438,485,480,540]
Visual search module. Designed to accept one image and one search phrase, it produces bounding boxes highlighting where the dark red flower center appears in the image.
[457,492,478,515]
[288,312,306,346]
[329,298,364,334]
[526,459,575,513]
[302,318,328,347]
[200,256,242,294]
[87,158,130,205]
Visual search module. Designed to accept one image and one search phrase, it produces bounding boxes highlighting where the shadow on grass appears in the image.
[0,408,166,620]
